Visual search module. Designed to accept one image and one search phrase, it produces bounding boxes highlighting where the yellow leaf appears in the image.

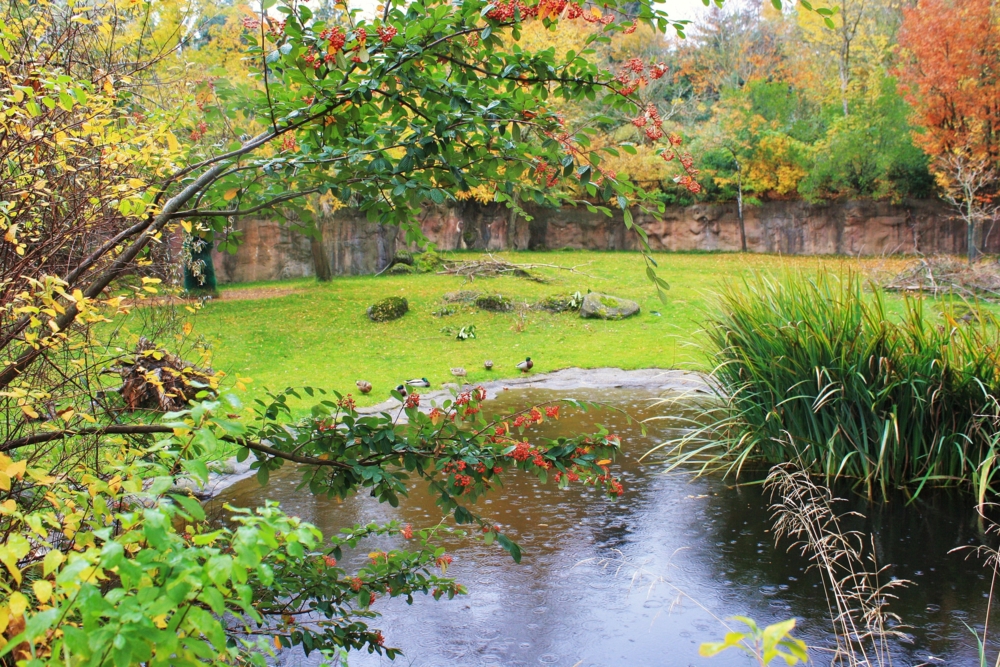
[0,499,17,514]
[152,613,168,629]
[127,178,145,189]
[20,405,38,419]
[223,188,239,201]
[3,224,16,243]
[43,549,64,577]
[6,460,26,479]
[8,592,27,617]
[181,220,192,233]
[183,322,193,336]
[596,459,611,466]
[590,6,602,17]
[103,79,115,96]
[33,579,52,604]
[0,605,8,634]
[0,473,8,491]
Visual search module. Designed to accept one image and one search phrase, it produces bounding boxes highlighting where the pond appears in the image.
[210,387,996,666]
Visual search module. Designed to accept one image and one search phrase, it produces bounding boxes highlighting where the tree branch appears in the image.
[1,423,353,470]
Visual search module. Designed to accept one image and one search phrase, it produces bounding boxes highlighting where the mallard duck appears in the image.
[405,377,430,388]
[356,380,372,394]
[516,357,533,373]
[484,360,494,370]
[450,367,467,378]
[394,384,407,398]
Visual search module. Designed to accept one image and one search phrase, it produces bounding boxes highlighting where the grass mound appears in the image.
[666,271,1000,499]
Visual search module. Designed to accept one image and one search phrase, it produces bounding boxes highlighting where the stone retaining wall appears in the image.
[211,199,985,283]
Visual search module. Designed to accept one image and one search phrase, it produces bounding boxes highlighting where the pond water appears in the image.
[210,388,996,667]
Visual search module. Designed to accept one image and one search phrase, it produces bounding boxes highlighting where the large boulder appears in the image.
[580,292,640,320]
[368,296,409,322]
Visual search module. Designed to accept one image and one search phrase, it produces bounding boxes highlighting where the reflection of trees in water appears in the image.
[698,479,996,663]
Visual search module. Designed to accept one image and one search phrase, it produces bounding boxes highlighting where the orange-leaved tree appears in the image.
[897,0,1000,262]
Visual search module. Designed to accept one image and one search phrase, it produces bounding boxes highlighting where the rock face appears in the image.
[580,293,640,320]
[207,199,982,284]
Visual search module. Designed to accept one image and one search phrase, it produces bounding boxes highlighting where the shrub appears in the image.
[664,271,1000,498]
[474,294,513,312]
[414,250,444,273]
[367,296,409,322]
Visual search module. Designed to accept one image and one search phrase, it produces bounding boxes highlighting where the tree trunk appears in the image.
[736,168,747,252]
[310,221,332,282]
[969,218,983,264]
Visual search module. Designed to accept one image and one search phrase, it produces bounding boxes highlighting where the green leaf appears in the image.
[170,493,207,522]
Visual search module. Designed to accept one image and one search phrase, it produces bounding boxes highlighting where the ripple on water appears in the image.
[210,387,995,667]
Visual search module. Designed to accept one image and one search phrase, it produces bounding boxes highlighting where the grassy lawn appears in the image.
[180,250,923,409]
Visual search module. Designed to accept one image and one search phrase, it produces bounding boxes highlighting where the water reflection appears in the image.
[209,388,996,666]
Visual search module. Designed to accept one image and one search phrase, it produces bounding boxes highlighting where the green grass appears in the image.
[184,251,916,409]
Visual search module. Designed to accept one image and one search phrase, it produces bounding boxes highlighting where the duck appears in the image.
[484,360,494,371]
[394,384,408,398]
[405,377,431,388]
[516,357,533,373]
[450,367,467,378]
[356,380,372,394]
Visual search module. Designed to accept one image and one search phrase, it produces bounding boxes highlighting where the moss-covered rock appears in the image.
[392,249,414,266]
[475,294,513,312]
[580,292,639,320]
[536,291,584,313]
[388,263,417,275]
[367,296,409,322]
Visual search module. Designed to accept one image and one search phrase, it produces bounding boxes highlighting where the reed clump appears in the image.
[666,271,1000,499]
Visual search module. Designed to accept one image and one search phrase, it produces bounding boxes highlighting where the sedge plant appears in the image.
[657,270,1000,500]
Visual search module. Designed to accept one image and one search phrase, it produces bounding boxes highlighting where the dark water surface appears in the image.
[211,388,995,666]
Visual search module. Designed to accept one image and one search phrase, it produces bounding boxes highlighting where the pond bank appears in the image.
[190,367,711,499]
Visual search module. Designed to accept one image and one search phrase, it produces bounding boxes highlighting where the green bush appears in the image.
[367,296,409,322]
[474,294,513,312]
[666,271,1000,498]
[414,250,444,273]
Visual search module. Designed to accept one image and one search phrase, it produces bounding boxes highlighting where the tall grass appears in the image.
[663,271,1000,500]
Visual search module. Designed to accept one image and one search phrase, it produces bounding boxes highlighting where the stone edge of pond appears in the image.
[193,367,711,501]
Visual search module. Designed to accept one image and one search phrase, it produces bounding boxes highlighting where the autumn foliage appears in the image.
[897,0,1000,165]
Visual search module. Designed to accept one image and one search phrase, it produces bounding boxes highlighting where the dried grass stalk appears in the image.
[767,462,909,667]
